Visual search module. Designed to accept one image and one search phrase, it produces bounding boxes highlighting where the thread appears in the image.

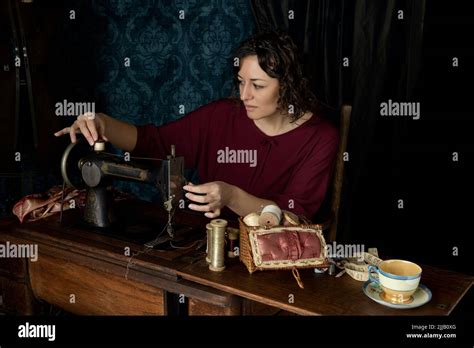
[205,223,212,263]
[209,219,227,272]
[283,210,300,226]
[226,227,240,258]
[243,212,260,226]
[292,267,305,289]
[259,205,282,228]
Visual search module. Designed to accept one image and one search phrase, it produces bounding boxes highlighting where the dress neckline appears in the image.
[243,106,316,139]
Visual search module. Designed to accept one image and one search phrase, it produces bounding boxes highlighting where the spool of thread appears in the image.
[205,223,212,264]
[243,212,260,227]
[283,210,300,226]
[258,205,282,228]
[226,228,240,258]
[209,219,227,272]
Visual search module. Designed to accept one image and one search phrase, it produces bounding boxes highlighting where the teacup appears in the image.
[368,259,422,304]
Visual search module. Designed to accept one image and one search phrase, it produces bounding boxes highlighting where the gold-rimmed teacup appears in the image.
[368,259,422,304]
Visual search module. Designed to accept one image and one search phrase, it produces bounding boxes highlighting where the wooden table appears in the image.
[178,256,473,315]
[0,199,472,316]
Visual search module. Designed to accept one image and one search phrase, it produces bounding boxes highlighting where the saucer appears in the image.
[363,281,432,309]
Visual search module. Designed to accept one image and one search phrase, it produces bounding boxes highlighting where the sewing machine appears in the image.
[60,140,196,247]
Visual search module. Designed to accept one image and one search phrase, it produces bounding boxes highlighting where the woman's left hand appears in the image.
[183,181,234,218]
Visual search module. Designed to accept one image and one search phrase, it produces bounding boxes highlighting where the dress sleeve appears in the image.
[132,100,220,169]
[269,129,339,218]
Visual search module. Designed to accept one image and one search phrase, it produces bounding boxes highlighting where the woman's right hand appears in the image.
[54,112,108,145]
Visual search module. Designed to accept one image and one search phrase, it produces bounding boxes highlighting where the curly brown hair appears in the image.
[232,30,320,123]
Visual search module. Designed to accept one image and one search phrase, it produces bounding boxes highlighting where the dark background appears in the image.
[0,0,472,276]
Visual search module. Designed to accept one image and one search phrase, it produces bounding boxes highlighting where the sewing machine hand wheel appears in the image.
[60,138,92,188]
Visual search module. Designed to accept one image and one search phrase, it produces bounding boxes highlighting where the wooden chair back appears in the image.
[317,105,351,242]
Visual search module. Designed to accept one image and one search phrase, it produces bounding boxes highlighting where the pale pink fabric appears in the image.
[12,186,86,223]
[256,230,322,262]
[12,186,136,223]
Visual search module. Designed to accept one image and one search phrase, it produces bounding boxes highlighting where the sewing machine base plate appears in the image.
[74,219,202,249]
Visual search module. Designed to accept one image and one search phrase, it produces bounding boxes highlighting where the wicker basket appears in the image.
[238,217,330,274]
[239,218,259,273]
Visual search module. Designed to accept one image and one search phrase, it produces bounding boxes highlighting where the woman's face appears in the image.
[238,55,281,120]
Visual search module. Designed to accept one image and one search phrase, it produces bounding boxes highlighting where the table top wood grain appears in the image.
[2,199,472,316]
[177,256,473,315]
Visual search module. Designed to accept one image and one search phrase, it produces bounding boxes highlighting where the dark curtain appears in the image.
[251,0,352,109]
[341,0,425,247]
[0,0,65,217]
[250,0,426,251]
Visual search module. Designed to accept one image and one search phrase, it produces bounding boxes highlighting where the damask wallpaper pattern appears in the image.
[70,0,255,201]
[92,0,254,123]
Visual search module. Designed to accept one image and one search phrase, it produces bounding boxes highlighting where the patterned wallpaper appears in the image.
[92,0,254,124]
[77,0,255,202]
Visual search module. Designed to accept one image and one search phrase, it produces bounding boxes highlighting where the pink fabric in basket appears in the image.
[255,230,322,262]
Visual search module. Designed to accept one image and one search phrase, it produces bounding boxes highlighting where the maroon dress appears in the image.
[132,98,339,218]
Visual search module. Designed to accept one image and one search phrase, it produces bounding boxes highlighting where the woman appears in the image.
[54,30,339,220]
